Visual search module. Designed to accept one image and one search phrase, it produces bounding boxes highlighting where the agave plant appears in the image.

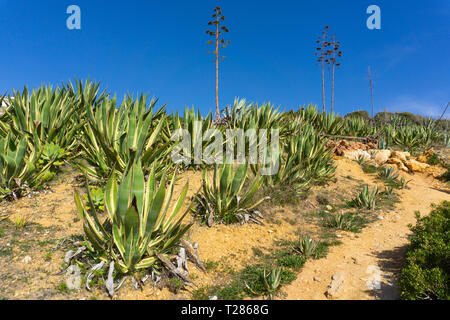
[326,213,356,231]
[74,162,191,277]
[378,166,399,182]
[292,236,319,259]
[254,125,335,195]
[390,125,433,152]
[344,116,376,137]
[163,106,215,167]
[221,98,253,129]
[79,94,169,182]
[378,137,389,150]
[239,102,283,132]
[4,84,87,153]
[0,134,55,199]
[352,185,378,210]
[262,267,283,300]
[314,111,345,135]
[194,162,267,226]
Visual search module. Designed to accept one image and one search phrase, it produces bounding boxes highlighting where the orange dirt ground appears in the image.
[0,157,447,300]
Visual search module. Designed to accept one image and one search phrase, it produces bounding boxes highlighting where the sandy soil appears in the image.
[282,163,449,300]
[0,157,447,300]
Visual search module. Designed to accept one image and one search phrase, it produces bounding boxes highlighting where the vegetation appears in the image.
[74,162,191,277]
[194,162,267,225]
[399,201,449,300]
[0,77,448,300]
[350,185,378,210]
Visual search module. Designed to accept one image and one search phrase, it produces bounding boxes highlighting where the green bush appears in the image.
[399,201,450,300]
[344,110,370,121]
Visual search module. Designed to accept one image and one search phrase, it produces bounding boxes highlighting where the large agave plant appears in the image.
[3,83,87,153]
[241,102,282,129]
[74,162,191,276]
[79,94,169,182]
[221,98,253,129]
[344,116,376,137]
[0,134,55,199]
[163,106,215,167]
[194,162,267,226]
[390,125,433,152]
[315,111,345,135]
[254,125,335,195]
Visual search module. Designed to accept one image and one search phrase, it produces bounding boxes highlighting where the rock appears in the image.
[390,151,409,162]
[417,148,434,163]
[343,150,371,161]
[365,266,381,290]
[21,256,32,264]
[326,272,345,299]
[387,157,409,172]
[405,159,429,173]
[313,277,321,282]
[65,265,82,290]
[373,150,391,165]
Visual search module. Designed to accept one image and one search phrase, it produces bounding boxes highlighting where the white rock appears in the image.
[65,265,82,290]
[365,266,381,290]
[21,256,32,264]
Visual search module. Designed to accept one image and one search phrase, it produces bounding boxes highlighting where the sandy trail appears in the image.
[282,171,449,300]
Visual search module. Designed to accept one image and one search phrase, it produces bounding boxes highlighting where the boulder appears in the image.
[343,150,371,161]
[417,148,434,163]
[405,159,429,173]
[390,151,410,163]
[373,150,391,165]
[387,157,409,172]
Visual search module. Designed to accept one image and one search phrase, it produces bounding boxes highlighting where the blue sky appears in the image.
[0,0,449,118]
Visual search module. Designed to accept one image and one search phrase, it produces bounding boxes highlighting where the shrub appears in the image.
[344,110,370,121]
[399,201,450,300]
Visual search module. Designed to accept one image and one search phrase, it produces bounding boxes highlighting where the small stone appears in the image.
[209,296,218,300]
[313,277,321,282]
[268,230,273,233]
[377,216,384,220]
[65,265,82,290]
[21,256,32,264]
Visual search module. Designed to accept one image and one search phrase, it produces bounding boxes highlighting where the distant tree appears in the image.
[328,34,342,114]
[206,6,230,120]
[315,26,330,112]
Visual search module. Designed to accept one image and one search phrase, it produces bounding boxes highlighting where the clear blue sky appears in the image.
[0,0,449,118]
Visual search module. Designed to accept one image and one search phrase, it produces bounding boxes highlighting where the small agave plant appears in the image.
[262,267,283,300]
[194,162,268,226]
[353,185,378,210]
[293,235,319,259]
[74,162,191,294]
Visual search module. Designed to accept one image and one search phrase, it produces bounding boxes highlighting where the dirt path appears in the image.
[282,172,449,300]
